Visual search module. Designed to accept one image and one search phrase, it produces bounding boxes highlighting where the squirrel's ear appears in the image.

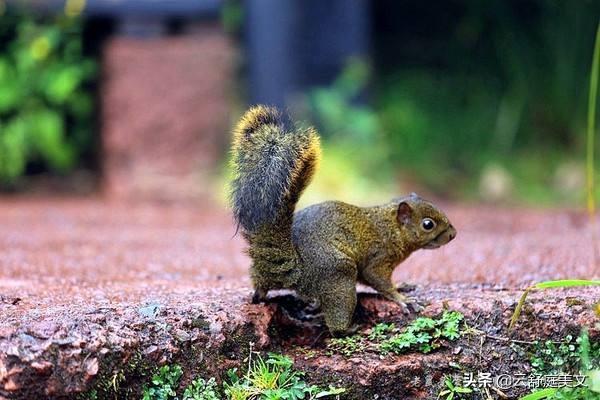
[397,201,412,225]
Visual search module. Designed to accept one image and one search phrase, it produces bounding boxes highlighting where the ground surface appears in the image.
[0,198,598,399]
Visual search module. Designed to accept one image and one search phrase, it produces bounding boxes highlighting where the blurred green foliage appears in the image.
[372,0,600,203]
[0,11,95,184]
[300,1,600,205]
[220,0,243,34]
[301,58,399,206]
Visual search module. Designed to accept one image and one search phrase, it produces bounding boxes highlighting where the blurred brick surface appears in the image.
[102,23,234,200]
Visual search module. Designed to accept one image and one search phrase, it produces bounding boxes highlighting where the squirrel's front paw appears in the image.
[395,282,417,293]
[405,298,425,313]
[391,293,425,314]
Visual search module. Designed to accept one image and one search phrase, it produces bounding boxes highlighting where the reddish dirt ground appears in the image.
[0,198,598,399]
[0,197,596,297]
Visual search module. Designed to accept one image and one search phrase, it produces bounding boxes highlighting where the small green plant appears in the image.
[86,389,98,400]
[368,322,395,341]
[298,58,396,206]
[379,310,464,355]
[183,377,221,400]
[529,334,598,375]
[520,22,600,400]
[437,376,473,400]
[328,334,366,357]
[142,365,184,400]
[223,352,345,400]
[509,280,600,330]
[139,353,345,400]
[520,330,600,400]
[519,389,558,400]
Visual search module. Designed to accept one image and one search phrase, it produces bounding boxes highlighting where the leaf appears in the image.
[29,109,76,170]
[0,118,27,181]
[415,332,432,344]
[267,353,294,368]
[314,386,346,398]
[45,65,82,104]
[587,21,600,217]
[510,280,600,330]
[0,66,22,111]
[518,388,558,400]
[455,387,472,394]
[533,279,600,289]
[589,369,600,393]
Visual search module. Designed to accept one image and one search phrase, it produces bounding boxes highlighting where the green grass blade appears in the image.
[587,21,600,216]
[509,287,532,331]
[533,279,600,289]
[519,388,558,400]
[509,280,600,331]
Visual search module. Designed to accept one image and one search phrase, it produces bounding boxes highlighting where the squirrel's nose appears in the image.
[448,225,456,241]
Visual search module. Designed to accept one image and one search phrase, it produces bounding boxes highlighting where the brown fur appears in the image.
[230,106,456,335]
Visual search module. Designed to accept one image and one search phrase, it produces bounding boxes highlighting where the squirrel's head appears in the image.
[392,193,456,250]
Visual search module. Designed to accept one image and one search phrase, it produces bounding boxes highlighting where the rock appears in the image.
[173,329,191,343]
[85,358,99,377]
[3,378,18,392]
[0,286,597,399]
[30,361,52,375]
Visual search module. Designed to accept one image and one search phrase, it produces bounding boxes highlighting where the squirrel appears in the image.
[230,105,457,335]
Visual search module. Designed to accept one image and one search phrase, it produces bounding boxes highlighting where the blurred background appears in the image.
[0,0,599,207]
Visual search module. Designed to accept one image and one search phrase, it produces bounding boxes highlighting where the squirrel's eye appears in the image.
[421,218,436,231]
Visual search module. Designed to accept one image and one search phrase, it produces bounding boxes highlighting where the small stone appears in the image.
[0,360,6,380]
[4,378,20,391]
[85,358,99,376]
[6,346,19,357]
[174,329,190,342]
[53,337,75,346]
[31,361,53,375]
[27,322,57,339]
[209,321,222,335]
[191,317,210,330]
[0,327,14,338]
[144,345,158,355]
[6,366,23,377]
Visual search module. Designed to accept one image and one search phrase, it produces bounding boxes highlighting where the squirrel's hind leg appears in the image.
[320,276,357,336]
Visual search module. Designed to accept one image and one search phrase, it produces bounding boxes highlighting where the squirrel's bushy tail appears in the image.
[230,106,320,288]
[231,105,320,234]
